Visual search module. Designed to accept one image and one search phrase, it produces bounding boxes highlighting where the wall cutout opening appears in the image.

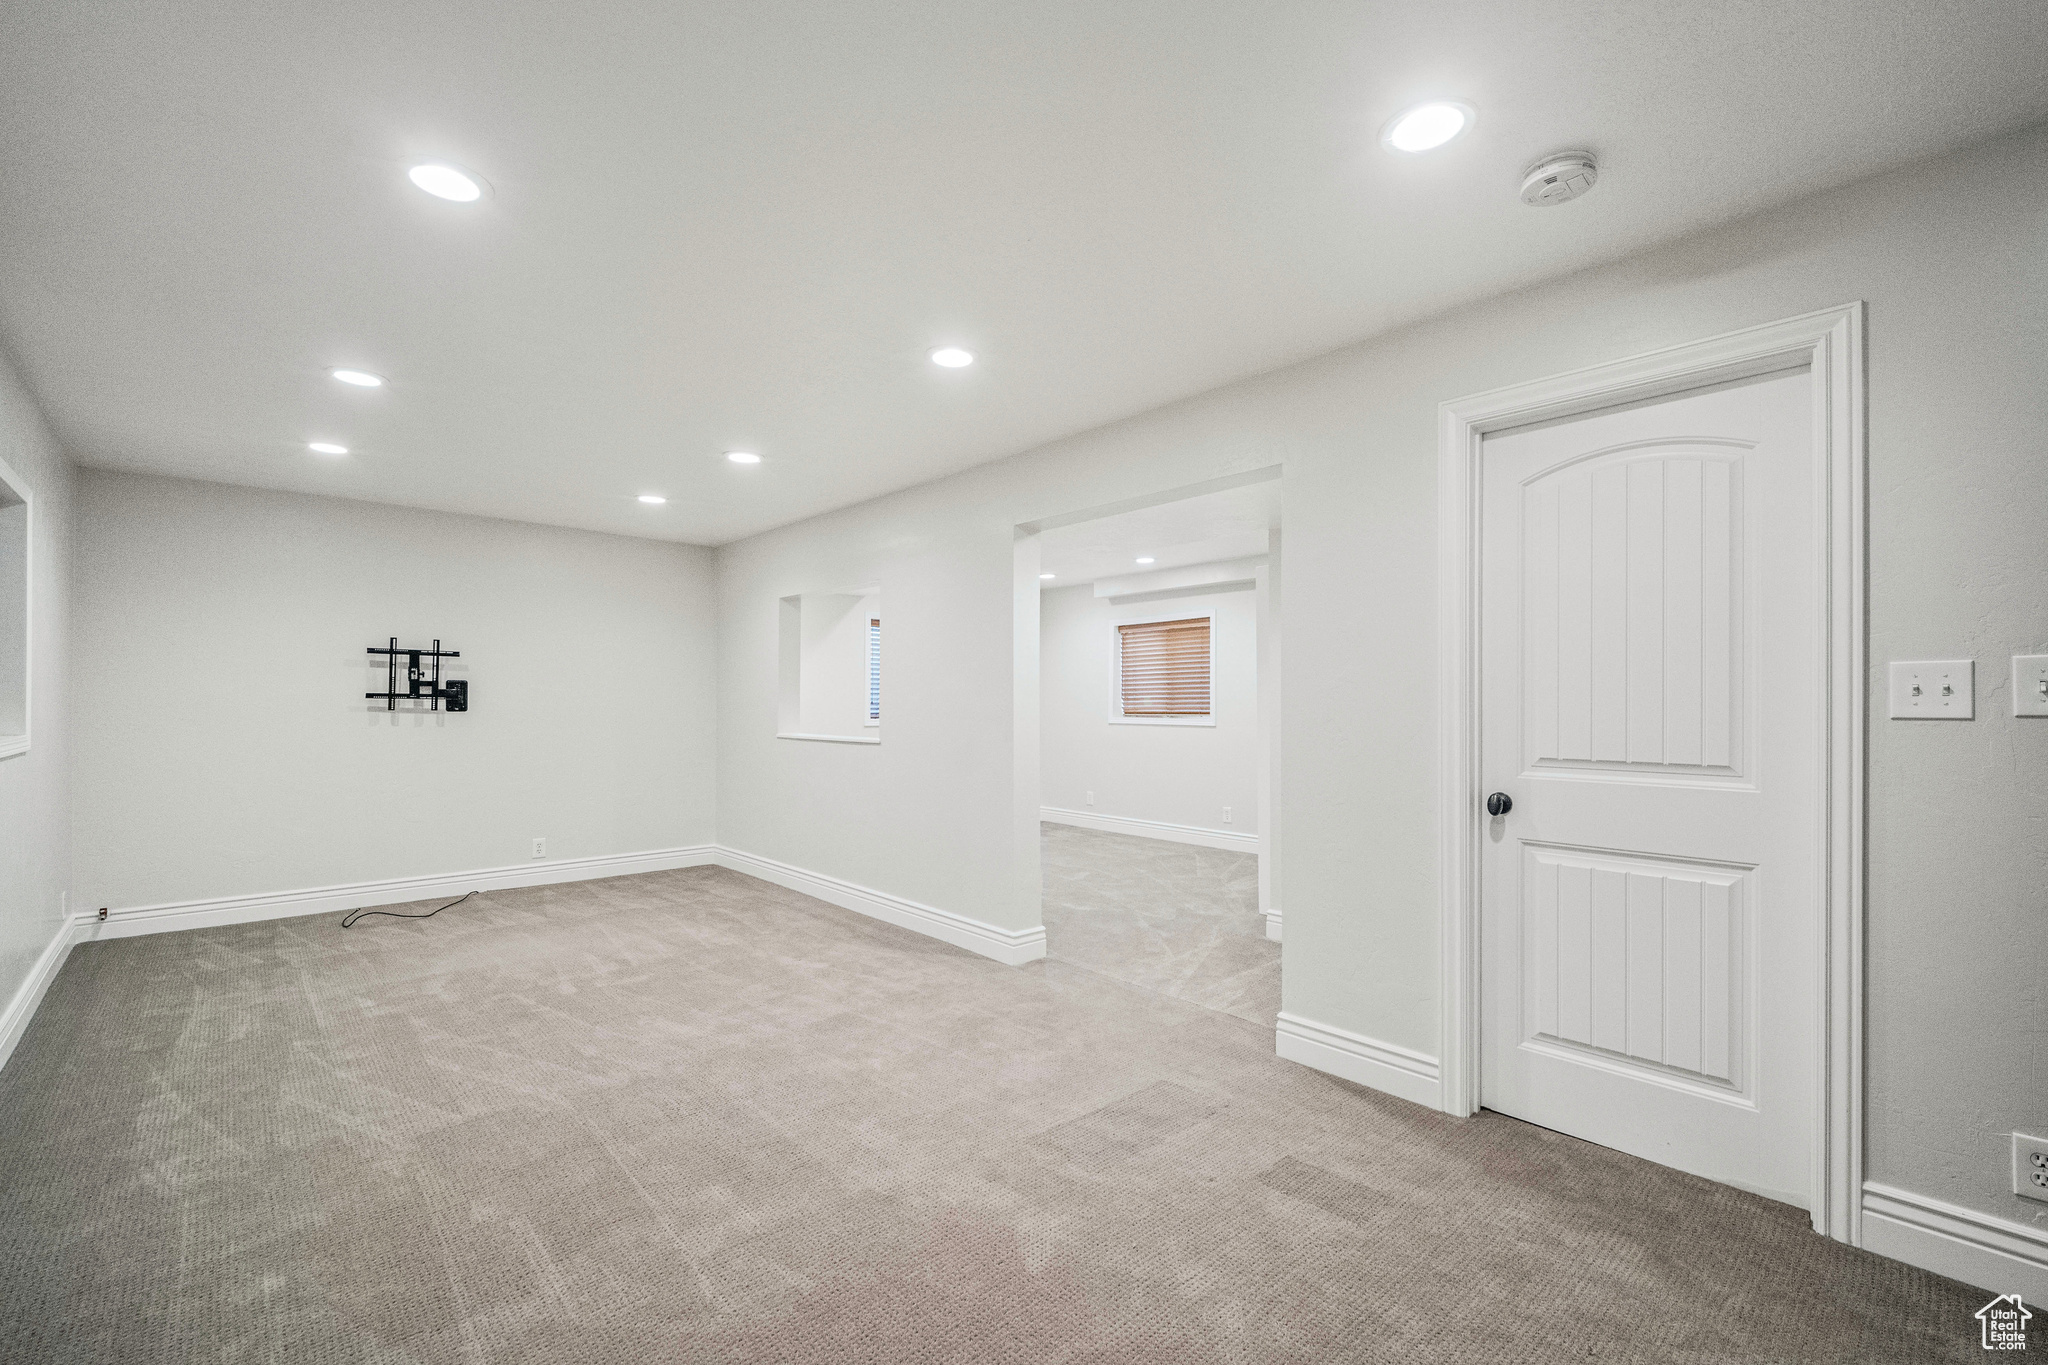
[0,454,29,760]
[778,589,881,743]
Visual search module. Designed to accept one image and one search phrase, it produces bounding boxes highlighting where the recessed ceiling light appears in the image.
[330,368,384,388]
[408,163,484,202]
[1039,573,1055,580]
[306,442,348,455]
[929,347,975,368]
[1382,101,1474,153]
[1135,557,1155,565]
[638,494,667,505]
[726,451,762,464]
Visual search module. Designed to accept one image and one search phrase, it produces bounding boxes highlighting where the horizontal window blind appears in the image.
[1118,617,1210,716]
[868,619,881,720]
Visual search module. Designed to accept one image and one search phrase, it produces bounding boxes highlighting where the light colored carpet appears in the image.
[0,858,1989,1362]
[1041,822,1276,1028]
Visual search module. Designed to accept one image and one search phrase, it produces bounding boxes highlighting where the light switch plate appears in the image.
[2013,656,2048,717]
[1888,660,1974,719]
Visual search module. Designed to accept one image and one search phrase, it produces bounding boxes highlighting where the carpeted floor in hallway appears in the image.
[1041,822,1276,1028]
[0,850,1988,1363]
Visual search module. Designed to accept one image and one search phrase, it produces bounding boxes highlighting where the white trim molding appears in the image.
[77,845,722,942]
[68,845,1044,968]
[1263,907,1281,941]
[1436,304,1866,1243]
[5,838,1052,1064]
[0,915,81,1076]
[716,847,1047,965]
[1040,806,1259,852]
[3,844,1047,1070]
[1275,1012,1440,1109]
[1862,1183,2048,1301]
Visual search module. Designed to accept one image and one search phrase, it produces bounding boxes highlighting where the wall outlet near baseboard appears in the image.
[1085,791,1094,807]
[532,838,547,859]
[2015,1133,2048,1203]
[1222,806,1233,824]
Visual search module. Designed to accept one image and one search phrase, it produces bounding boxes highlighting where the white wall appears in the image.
[1040,583,1257,835]
[0,348,72,1027]
[716,121,2048,1237]
[73,471,718,910]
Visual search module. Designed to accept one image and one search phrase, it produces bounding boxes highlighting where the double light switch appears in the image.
[1888,660,1973,719]
[1889,657,2048,718]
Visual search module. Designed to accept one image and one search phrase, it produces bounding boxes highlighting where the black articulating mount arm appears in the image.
[367,638,468,711]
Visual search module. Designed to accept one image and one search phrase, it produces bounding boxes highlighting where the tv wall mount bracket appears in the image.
[367,638,468,711]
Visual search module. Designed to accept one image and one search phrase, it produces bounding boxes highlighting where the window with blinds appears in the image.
[1116,616,1211,717]
[867,618,881,721]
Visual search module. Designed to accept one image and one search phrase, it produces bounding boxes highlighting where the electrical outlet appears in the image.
[1222,806,1233,824]
[1085,790,1094,807]
[532,838,547,859]
[2013,655,2048,717]
[2016,1133,2048,1203]
[1888,659,1973,719]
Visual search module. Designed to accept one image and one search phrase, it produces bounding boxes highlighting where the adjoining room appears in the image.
[1,3,2044,1361]
[1033,476,1282,1026]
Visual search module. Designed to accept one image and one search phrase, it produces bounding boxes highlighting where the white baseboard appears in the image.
[12,843,1039,1071]
[76,845,721,943]
[1041,806,1259,852]
[1264,907,1281,941]
[714,847,1046,966]
[1275,1010,1441,1109]
[62,843,1041,970]
[0,916,83,1076]
[1861,1181,2048,1300]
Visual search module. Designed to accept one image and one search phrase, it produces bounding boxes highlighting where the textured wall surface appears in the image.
[0,348,71,1026]
[72,472,719,910]
[717,121,2048,1230]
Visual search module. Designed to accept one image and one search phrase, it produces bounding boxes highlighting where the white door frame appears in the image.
[1435,303,1865,1242]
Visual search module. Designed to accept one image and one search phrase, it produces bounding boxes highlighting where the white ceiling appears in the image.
[1,3,2043,545]
[1038,481,1279,588]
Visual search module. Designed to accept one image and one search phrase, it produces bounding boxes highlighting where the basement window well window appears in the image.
[777,590,882,744]
[0,454,29,760]
[1113,614,1213,726]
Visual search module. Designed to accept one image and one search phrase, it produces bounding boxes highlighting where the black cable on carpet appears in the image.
[341,889,481,929]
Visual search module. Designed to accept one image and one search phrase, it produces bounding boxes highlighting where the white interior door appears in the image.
[1478,367,1818,1207]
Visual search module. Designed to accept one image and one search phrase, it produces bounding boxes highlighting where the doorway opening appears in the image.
[1015,469,1282,1026]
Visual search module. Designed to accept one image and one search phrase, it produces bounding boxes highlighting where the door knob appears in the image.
[1486,792,1513,817]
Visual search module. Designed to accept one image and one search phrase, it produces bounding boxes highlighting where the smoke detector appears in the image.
[1521,151,1598,206]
